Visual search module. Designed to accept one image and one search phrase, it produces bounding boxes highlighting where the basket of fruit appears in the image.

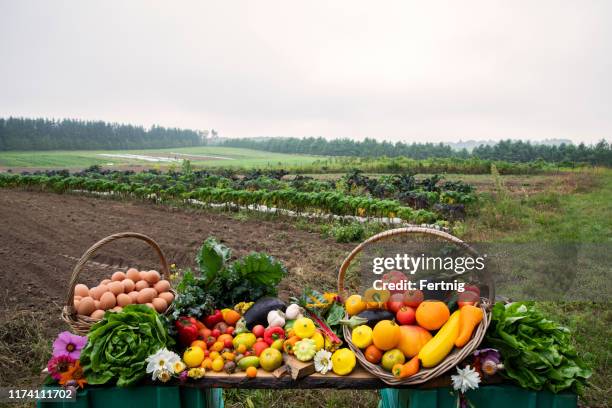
[338,227,493,385]
[62,232,175,335]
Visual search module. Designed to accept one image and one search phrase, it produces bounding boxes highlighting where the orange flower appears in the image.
[59,361,87,389]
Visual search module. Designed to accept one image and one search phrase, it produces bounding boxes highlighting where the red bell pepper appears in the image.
[175,316,198,347]
[203,309,223,329]
[263,326,286,345]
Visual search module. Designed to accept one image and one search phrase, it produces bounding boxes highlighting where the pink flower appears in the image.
[52,331,87,359]
[47,355,76,380]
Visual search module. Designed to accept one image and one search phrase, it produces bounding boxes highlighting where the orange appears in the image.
[397,325,432,357]
[201,357,213,369]
[364,344,383,364]
[210,341,224,352]
[246,366,258,378]
[415,301,450,331]
[236,344,247,354]
[372,320,401,350]
[222,308,241,325]
[191,340,207,350]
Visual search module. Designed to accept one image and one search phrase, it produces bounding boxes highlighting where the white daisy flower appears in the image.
[146,348,181,378]
[451,365,481,393]
[313,350,333,374]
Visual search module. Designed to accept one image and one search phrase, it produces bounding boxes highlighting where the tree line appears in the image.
[0,117,206,151]
[223,137,612,165]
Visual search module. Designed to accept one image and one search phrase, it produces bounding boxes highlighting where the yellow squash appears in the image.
[418,310,461,368]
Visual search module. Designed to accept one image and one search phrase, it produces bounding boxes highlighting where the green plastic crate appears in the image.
[37,386,223,408]
[379,385,577,408]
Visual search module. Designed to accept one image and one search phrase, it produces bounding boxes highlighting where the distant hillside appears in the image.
[0,117,208,151]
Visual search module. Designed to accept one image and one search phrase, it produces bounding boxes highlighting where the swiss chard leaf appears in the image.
[196,237,231,283]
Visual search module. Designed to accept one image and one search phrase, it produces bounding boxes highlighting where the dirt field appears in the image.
[0,189,353,386]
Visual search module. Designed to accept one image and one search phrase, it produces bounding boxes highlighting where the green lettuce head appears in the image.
[80,304,173,387]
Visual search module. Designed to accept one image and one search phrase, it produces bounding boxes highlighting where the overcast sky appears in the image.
[1,1,610,143]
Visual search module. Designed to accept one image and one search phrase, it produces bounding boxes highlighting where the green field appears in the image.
[0,146,321,169]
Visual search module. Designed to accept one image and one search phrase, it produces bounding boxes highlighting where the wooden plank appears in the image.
[179,369,504,390]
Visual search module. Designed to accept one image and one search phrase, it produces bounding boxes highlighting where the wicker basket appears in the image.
[62,232,172,335]
[337,226,493,385]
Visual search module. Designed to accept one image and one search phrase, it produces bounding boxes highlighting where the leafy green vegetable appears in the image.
[173,237,287,318]
[80,305,173,387]
[485,302,591,394]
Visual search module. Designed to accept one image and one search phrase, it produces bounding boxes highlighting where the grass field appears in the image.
[0,146,321,169]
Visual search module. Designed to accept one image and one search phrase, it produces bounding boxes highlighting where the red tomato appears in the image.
[211,329,221,338]
[382,270,409,294]
[252,325,265,338]
[458,290,480,307]
[386,293,405,314]
[403,290,424,308]
[396,306,416,325]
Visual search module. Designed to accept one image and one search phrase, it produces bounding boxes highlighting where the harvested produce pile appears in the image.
[0,167,477,223]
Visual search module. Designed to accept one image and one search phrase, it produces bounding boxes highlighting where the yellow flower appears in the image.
[188,367,206,379]
[173,360,186,374]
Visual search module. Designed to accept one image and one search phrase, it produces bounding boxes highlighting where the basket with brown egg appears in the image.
[62,232,175,334]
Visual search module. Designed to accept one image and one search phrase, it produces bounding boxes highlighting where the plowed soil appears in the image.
[0,189,351,334]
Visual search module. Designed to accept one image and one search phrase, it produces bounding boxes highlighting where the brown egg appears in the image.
[89,285,108,300]
[100,292,116,310]
[137,288,156,304]
[101,279,112,285]
[112,271,126,281]
[116,293,132,307]
[74,284,89,297]
[139,271,148,281]
[112,306,123,312]
[127,291,139,303]
[126,268,140,282]
[77,297,95,316]
[94,300,101,309]
[158,292,174,304]
[74,295,82,301]
[152,298,168,313]
[145,303,155,309]
[108,281,124,296]
[145,270,161,284]
[153,280,170,293]
[74,299,80,308]
[91,309,105,320]
[122,278,135,293]
[135,280,149,291]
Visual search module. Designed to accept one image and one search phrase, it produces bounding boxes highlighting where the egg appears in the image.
[74,284,89,297]
[91,309,105,320]
[99,292,116,310]
[152,298,168,313]
[145,303,155,309]
[101,279,112,285]
[116,293,132,307]
[94,300,101,309]
[74,295,82,301]
[145,270,161,284]
[137,288,156,304]
[127,291,139,303]
[135,280,149,291]
[122,278,135,293]
[74,299,80,308]
[153,280,170,293]
[112,306,123,312]
[89,285,108,300]
[158,292,174,304]
[77,297,95,316]
[126,268,140,281]
[108,281,124,296]
[112,271,126,281]
[139,271,148,281]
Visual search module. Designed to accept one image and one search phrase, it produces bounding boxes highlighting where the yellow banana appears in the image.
[418,310,461,368]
